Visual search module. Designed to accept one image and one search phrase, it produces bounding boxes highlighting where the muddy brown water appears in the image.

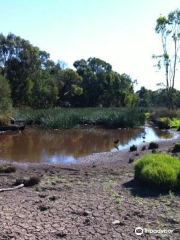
[0,126,172,163]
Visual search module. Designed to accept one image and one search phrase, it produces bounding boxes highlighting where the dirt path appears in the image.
[0,133,180,239]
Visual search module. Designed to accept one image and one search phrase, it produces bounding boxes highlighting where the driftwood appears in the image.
[0,184,24,192]
[0,125,26,132]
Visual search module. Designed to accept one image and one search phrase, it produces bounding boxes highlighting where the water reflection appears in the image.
[0,126,171,163]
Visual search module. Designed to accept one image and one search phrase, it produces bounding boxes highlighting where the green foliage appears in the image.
[30,70,58,108]
[74,58,139,107]
[154,9,180,109]
[0,73,12,114]
[157,117,170,129]
[144,88,180,108]
[134,154,180,191]
[13,107,146,129]
[55,68,83,107]
[149,108,180,128]
[169,118,180,128]
[0,33,140,108]
[150,108,180,120]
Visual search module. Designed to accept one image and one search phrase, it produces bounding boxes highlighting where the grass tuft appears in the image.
[134,153,180,191]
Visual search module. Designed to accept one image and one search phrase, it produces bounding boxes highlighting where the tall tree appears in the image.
[74,57,139,107]
[0,33,55,106]
[55,68,83,107]
[154,9,180,109]
[0,72,12,115]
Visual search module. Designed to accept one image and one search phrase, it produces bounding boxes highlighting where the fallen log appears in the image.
[0,184,24,192]
[0,125,26,132]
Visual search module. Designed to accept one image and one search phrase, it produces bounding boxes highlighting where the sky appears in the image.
[1,0,180,91]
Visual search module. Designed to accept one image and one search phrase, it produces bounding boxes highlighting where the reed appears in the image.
[13,107,146,129]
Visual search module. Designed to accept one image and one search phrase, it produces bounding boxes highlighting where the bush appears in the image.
[0,74,12,115]
[134,154,180,191]
[148,142,159,150]
[170,118,180,128]
[149,108,180,121]
[172,142,180,153]
[157,118,170,129]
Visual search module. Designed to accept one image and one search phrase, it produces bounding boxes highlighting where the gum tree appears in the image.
[154,9,180,109]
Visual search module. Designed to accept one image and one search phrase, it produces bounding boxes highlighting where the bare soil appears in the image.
[0,132,180,240]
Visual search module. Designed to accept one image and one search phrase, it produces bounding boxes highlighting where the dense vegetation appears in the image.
[0,33,140,110]
[0,32,180,115]
[0,8,180,128]
[134,153,180,191]
[149,108,180,129]
[13,107,146,129]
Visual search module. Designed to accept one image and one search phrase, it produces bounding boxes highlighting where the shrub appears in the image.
[0,164,16,173]
[149,109,180,129]
[148,142,159,150]
[0,74,12,115]
[170,118,180,128]
[157,118,170,129]
[172,142,180,153]
[149,108,180,121]
[134,154,180,191]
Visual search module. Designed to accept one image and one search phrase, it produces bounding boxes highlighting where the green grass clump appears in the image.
[157,117,170,129]
[169,118,180,128]
[13,107,146,129]
[172,142,180,153]
[0,114,9,126]
[134,154,180,191]
[149,108,180,129]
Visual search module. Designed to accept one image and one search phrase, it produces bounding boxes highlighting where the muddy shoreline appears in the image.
[0,129,180,239]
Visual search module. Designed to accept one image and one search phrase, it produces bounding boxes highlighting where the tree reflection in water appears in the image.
[0,126,171,163]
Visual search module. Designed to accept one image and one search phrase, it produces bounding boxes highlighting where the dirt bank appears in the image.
[0,130,180,240]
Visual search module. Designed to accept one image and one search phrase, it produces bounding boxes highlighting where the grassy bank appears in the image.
[149,108,180,129]
[13,107,146,129]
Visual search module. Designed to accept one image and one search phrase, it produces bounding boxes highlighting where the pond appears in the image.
[0,126,172,164]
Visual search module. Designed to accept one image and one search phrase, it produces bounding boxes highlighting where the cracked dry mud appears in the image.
[0,138,180,240]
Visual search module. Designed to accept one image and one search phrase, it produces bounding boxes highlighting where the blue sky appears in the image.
[1,0,180,90]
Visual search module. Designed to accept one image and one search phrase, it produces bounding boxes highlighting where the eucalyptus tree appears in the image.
[0,33,58,106]
[74,57,139,107]
[154,9,180,109]
[55,68,83,107]
[0,72,12,114]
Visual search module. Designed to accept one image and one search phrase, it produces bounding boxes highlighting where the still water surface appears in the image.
[0,126,172,163]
